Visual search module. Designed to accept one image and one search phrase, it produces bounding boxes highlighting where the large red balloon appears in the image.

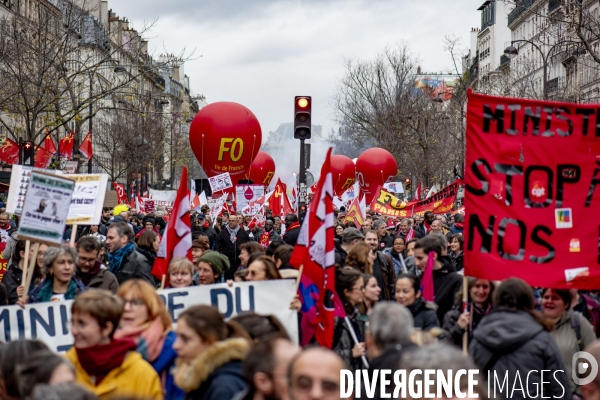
[355,148,397,204]
[330,155,356,196]
[189,102,262,183]
[246,150,276,187]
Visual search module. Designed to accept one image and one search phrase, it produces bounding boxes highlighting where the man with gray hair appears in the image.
[363,302,416,399]
[372,219,393,249]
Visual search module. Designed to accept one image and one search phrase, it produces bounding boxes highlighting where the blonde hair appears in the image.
[72,289,124,338]
[168,257,194,276]
[117,280,172,332]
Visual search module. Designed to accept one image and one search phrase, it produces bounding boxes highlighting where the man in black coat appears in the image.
[282,213,301,246]
[196,213,218,250]
[216,217,250,280]
[106,222,156,286]
[413,235,462,324]
[414,211,435,238]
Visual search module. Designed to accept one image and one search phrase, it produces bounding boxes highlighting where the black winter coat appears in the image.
[332,311,367,371]
[449,250,463,272]
[362,342,417,400]
[216,227,250,279]
[115,247,156,287]
[433,256,463,324]
[407,297,440,331]
[185,361,246,400]
[469,309,570,400]
[2,263,40,305]
[442,302,491,347]
[282,226,300,246]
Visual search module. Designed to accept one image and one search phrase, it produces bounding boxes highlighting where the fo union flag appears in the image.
[464,89,600,289]
[290,148,342,348]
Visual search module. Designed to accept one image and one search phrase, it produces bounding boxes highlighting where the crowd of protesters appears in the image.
[0,202,598,400]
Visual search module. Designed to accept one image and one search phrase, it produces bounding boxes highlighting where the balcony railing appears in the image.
[508,0,534,26]
[546,77,565,93]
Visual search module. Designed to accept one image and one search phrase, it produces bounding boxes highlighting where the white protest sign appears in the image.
[208,172,233,193]
[66,174,109,225]
[149,189,177,207]
[0,280,298,352]
[209,193,228,220]
[383,182,405,194]
[236,185,265,212]
[6,165,59,215]
[18,172,75,245]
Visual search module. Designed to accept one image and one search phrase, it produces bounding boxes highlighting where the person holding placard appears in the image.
[26,246,86,304]
[3,240,45,305]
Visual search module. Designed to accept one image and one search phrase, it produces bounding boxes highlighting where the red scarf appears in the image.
[423,221,431,234]
[405,228,415,241]
[259,230,271,247]
[286,221,301,231]
[76,338,137,384]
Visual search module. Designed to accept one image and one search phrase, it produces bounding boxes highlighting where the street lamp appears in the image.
[503,40,586,100]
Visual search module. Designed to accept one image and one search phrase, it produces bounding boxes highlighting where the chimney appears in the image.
[417,65,422,74]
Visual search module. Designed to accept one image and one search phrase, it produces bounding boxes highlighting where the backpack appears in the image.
[571,311,583,351]
[581,294,600,338]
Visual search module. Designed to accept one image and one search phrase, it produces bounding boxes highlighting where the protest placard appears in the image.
[464,89,600,288]
[0,280,299,352]
[17,172,74,246]
[236,184,265,212]
[66,174,109,225]
[208,172,233,192]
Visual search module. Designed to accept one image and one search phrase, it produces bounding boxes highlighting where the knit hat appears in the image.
[198,252,230,275]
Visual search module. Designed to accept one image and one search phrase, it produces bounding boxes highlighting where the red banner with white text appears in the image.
[369,180,462,217]
[464,89,600,289]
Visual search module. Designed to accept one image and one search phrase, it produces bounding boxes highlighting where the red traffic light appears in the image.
[297,98,309,108]
[24,142,32,149]
[404,178,411,184]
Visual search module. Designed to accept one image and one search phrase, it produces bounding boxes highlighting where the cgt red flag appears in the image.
[59,131,75,160]
[34,145,53,169]
[153,167,192,285]
[289,148,339,348]
[79,131,93,161]
[270,178,293,217]
[44,130,57,157]
[0,138,20,164]
[112,182,127,204]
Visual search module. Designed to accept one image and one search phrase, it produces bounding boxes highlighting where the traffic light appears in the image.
[294,96,311,139]
[22,141,34,166]
[404,178,411,194]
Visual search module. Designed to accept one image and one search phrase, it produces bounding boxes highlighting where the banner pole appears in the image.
[22,242,40,304]
[70,224,78,247]
[462,275,469,355]
[159,274,166,290]
[295,264,304,292]
[21,240,30,296]
[345,316,369,369]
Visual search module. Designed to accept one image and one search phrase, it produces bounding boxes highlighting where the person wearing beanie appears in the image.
[191,235,210,265]
[136,217,161,240]
[197,252,229,285]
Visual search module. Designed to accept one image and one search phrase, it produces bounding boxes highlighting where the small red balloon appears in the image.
[355,148,397,204]
[189,102,262,182]
[330,155,356,196]
[246,150,276,187]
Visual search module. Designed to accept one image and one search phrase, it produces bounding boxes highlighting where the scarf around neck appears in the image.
[109,242,135,274]
[76,338,137,384]
[113,317,166,363]
[35,278,78,302]
[225,224,240,243]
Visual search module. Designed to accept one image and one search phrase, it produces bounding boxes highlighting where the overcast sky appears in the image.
[111,0,481,140]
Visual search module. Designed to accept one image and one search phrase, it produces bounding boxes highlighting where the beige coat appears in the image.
[550,309,596,394]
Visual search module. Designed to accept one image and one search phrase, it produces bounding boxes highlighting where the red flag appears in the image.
[270,178,293,217]
[34,146,53,169]
[414,182,422,201]
[59,131,75,160]
[190,193,200,209]
[112,182,127,204]
[344,197,365,229]
[44,131,57,157]
[153,167,192,284]
[78,131,93,161]
[289,148,339,348]
[421,251,435,302]
[0,138,20,164]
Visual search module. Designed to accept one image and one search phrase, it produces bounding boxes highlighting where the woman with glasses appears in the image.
[115,279,184,399]
[332,267,367,371]
[65,289,163,399]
